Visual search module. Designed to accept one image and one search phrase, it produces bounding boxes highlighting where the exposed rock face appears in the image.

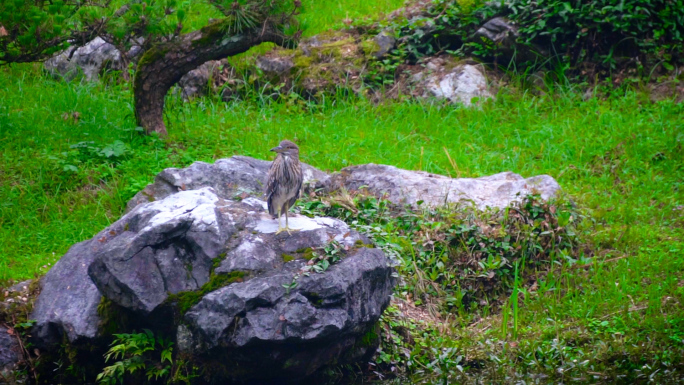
[181,246,390,380]
[88,189,232,314]
[331,164,560,210]
[126,156,330,212]
[474,17,518,46]
[0,326,21,379]
[415,60,494,106]
[44,37,142,81]
[31,239,103,346]
[32,183,393,381]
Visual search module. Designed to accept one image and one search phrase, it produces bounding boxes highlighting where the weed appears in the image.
[96,329,173,384]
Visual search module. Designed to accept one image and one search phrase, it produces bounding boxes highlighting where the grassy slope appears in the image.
[1,0,683,381]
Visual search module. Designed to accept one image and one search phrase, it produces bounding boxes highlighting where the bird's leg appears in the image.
[275,208,284,234]
[283,209,300,234]
[275,208,299,235]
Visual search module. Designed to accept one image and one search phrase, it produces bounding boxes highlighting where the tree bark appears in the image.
[133,21,286,135]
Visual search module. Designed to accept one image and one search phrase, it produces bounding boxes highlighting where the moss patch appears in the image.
[296,247,316,260]
[192,18,232,48]
[354,239,374,248]
[97,297,133,335]
[360,326,379,347]
[282,254,295,263]
[167,271,245,315]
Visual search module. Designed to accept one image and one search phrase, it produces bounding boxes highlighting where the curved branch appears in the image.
[133,20,288,135]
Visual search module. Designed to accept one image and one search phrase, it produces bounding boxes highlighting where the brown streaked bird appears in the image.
[266,139,303,234]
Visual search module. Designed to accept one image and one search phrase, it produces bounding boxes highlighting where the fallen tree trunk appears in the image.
[133,20,287,135]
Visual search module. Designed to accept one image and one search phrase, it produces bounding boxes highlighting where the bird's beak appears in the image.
[270,146,284,153]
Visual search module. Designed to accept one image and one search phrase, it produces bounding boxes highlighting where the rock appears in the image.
[88,188,234,314]
[5,280,31,295]
[44,37,141,81]
[257,55,294,74]
[0,326,21,379]
[330,164,560,210]
[181,247,391,381]
[178,60,225,99]
[31,239,103,346]
[471,17,546,64]
[372,31,396,58]
[93,187,379,312]
[474,17,518,46]
[125,156,330,212]
[33,181,393,381]
[421,62,494,106]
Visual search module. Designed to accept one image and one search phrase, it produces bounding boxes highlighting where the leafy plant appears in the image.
[96,329,173,385]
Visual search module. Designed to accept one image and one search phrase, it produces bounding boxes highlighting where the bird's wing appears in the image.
[285,174,303,210]
[266,162,279,217]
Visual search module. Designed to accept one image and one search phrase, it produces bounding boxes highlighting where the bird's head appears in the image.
[270,140,299,158]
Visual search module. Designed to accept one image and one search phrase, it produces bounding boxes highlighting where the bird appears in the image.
[266,139,303,234]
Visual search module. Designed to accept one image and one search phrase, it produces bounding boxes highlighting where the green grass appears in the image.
[1,0,684,382]
[298,0,404,35]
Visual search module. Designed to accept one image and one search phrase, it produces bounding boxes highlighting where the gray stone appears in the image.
[178,60,225,99]
[5,280,31,295]
[474,17,518,45]
[88,188,239,314]
[44,183,388,381]
[0,326,21,379]
[44,37,141,81]
[126,156,330,212]
[330,164,560,210]
[32,178,393,383]
[472,17,547,64]
[257,55,294,74]
[422,63,494,106]
[182,247,392,380]
[372,31,397,59]
[31,239,102,346]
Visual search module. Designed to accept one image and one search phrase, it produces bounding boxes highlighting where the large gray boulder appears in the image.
[330,164,560,210]
[32,184,393,381]
[126,156,330,212]
[127,156,560,213]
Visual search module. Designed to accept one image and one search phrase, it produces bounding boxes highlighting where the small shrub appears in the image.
[298,191,582,312]
[96,329,173,385]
